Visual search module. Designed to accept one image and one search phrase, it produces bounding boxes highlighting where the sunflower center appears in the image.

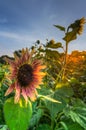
[17,64,33,87]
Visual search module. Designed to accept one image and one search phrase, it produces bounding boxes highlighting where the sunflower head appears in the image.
[78,17,86,35]
[5,48,46,103]
[67,17,86,35]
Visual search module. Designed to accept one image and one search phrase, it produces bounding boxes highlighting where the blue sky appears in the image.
[0,0,86,56]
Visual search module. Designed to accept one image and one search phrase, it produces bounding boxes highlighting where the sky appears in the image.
[0,0,86,56]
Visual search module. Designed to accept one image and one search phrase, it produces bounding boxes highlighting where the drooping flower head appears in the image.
[5,48,46,103]
[67,17,86,35]
[78,17,86,35]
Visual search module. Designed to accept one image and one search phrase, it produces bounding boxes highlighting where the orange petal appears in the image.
[25,87,35,101]
[14,53,20,62]
[14,82,21,103]
[5,83,14,96]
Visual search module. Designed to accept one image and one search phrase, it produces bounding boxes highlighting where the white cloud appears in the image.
[0,31,38,56]
[0,31,36,43]
[0,44,13,56]
[0,31,32,41]
[0,30,47,56]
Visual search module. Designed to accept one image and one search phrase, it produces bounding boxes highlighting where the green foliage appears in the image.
[45,93,63,118]
[29,104,43,129]
[57,121,68,130]
[67,123,84,130]
[54,25,65,32]
[0,64,11,125]
[55,82,74,96]
[0,17,86,130]
[57,120,84,130]
[43,84,73,119]
[46,40,62,49]
[63,31,77,43]
[37,124,51,130]
[46,49,60,60]
[64,99,86,129]
[3,97,32,130]
[0,84,7,124]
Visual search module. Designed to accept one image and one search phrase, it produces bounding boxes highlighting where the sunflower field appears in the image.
[0,17,86,130]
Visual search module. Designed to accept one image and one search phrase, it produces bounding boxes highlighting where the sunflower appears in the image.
[5,48,46,103]
[78,17,86,35]
[67,17,86,35]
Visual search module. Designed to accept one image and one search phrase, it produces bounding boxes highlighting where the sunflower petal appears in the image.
[25,87,36,101]
[21,88,28,103]
[14,52,20,62]
[14,82,21,103]
[5,84,14,96]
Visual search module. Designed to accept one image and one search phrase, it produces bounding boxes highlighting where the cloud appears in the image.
[0,31,38,56]
[0,30,45,56]
[0,44,13,56]
[0,31,36,43]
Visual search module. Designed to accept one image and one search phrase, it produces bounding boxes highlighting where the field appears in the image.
[0,17,86,130]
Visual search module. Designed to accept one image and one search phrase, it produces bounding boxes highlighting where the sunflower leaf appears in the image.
[3,97,32,130]
[54,25,65,32]
[46,42,63,49]
[63,31,77,43]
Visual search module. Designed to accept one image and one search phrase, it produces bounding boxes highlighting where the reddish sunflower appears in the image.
[5,48,46,103]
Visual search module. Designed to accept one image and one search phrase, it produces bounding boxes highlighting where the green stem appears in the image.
[65,42,68,65]
[62,42,68,80]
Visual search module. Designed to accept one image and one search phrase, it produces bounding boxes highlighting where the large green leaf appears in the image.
[55,82,74,97]
[63,31,77,43]
[45,90,66,119]
[4,97,32,130]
